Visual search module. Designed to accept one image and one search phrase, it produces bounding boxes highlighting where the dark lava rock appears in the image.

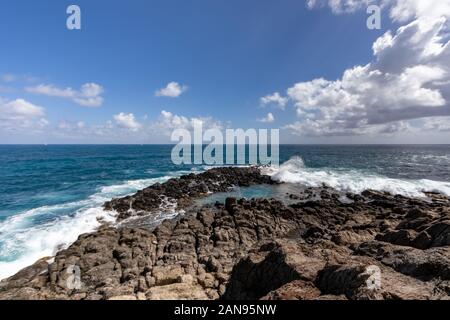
[104,167,275,221]
[1,167,449,300]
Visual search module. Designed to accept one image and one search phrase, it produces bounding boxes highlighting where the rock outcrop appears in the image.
[0,168,449,300]
[104,167,275,221]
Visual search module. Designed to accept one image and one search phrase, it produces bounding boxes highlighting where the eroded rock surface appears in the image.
[104,167,275,221]
[1,168,449,300]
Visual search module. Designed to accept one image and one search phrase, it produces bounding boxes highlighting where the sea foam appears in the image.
[262,156,450,198]
[0,176,172,280]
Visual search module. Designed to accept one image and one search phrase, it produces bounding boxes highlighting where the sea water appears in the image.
[0,144,449,279]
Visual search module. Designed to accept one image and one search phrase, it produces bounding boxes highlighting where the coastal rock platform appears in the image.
[1,167,449,300]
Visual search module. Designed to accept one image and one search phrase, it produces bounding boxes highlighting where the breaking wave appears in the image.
[0,176,172,280]
[262,156,450,198]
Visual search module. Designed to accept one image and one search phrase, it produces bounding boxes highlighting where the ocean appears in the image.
[1,144,450,280]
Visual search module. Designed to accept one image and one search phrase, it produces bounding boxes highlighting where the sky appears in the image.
[0,0,449,144]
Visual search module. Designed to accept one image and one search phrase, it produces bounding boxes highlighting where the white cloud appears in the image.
[281,1,450,137]
[284,118,412,137]
[151,110,223,136]
[260,92,288,109]
[423,117,450,132]
[258,112,275,123]
[52,110,223,142]
[26,82,104,107]
[73,83,104,107]
[388,0,450,22]
[306,0,450,20]
[155,82,188,98]
[2,98,44,117]
[27,84,75,97]
[159,110,190,128]
[76,121,85,129]
[113,112,142,131]
[52,120,121,143]
[0,98,48,131]
[0,100,224,142]
[306,0,374,14]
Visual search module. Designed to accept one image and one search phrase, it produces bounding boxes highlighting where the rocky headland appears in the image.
[1,167,449,300]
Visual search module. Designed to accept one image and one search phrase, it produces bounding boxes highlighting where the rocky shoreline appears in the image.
[1,167,449,300]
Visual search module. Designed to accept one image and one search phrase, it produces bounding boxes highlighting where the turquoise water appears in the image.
[196,185,277,206]
[0,144,450,279]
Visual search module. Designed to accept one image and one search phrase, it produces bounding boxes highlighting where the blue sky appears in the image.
[0,0,449,143]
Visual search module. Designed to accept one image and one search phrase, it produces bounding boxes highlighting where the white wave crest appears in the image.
[0,176,172,280]
[98,176,172,197]
[262,156,450,198]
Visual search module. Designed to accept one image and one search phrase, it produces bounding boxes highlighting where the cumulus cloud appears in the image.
[306,0,450,20]
[281,1,450,137]
[53,110,223,142]
[258,112,275,123]
[306,0,375,14]
[57,120,86,131]
[260,92,288,109]
[0,98,48,131]
[52,119,118,140]
[1,104,224,142]
[26,83,104,107]
[422,117,450,132]
[155,82,188,98]
[151,110,223,136]
[388,0,450,22]
[113,112,142,131]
